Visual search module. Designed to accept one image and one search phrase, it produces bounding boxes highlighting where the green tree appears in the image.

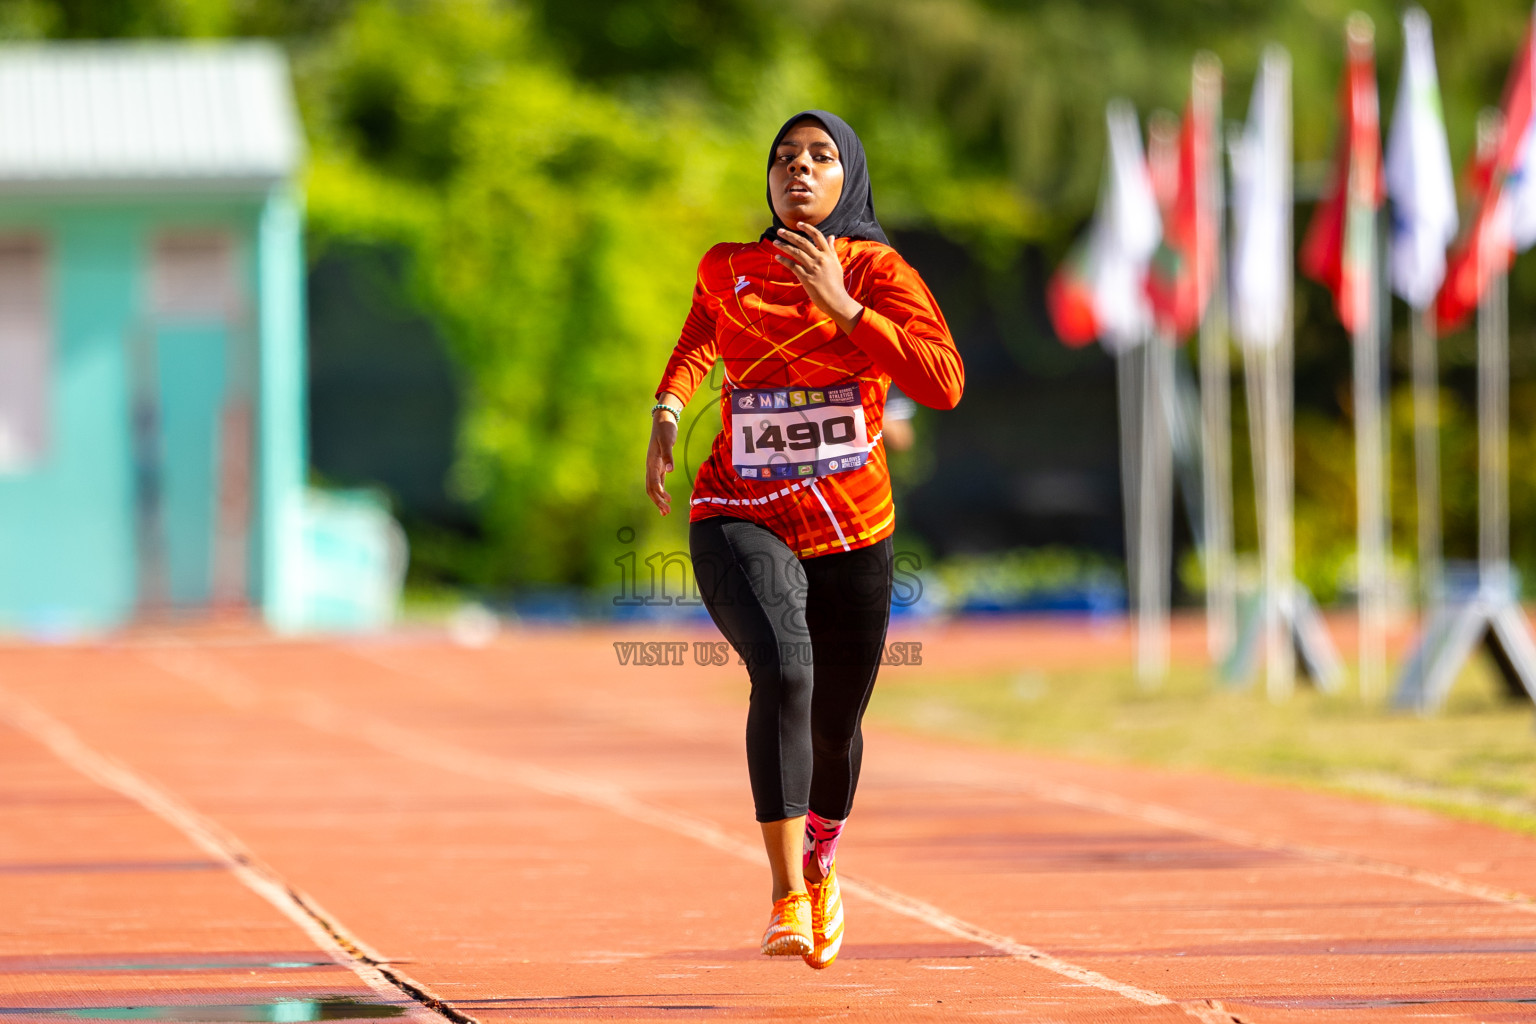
[14,0,1536,596]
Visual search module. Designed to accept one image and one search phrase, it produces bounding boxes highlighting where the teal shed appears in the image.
[0,43,307,634]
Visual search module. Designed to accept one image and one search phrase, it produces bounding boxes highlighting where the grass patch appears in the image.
[866,651,1536,835]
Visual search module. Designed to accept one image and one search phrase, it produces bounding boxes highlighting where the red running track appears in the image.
[1,621,1535,1023]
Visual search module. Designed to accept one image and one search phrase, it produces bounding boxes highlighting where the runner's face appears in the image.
[769,121,844,230]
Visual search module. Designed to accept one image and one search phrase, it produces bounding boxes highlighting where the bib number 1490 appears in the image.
[730,382,870,481]
[739,416,858,454]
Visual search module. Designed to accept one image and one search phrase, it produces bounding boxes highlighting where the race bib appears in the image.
[730,382,870,481]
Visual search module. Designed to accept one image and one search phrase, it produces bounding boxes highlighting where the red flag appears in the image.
[1301,17,1384,334]
[1435,165,1511,332]
[1047,243,1100,347]
[1146,87,1217,338]
[1435,18,1536,332]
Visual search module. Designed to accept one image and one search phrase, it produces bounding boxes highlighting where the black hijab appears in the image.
[762,110,889,246]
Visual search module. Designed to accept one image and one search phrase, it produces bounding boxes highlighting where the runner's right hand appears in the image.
[646,406,679,515]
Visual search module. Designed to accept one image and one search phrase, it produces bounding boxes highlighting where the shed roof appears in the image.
[0,43,303,194]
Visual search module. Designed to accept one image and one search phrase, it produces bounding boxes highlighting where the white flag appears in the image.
[1230,46,1290,350]
[1385,7,1458,310]
[1091,101,1162,352]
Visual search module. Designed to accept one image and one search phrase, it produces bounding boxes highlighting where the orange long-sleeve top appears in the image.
[655,237,964,559]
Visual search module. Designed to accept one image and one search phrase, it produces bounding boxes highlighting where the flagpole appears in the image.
[1137,330,1173,686]
[1385,6,1461,707]
[1411,306,1442,613]
[1353,216,1388,702]
[1241,332,1268,608]
[1475,107,1509,587]
[1054,100,1163,674]
[1270,49,1297,699]
[1346,14,1389,702]
[1479,257,1510,597]
[1195,54,1236,664]
[1118,345,1143,619]
[1398,8,1453,618]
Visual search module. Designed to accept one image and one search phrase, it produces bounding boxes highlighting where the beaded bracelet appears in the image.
[651,401,683,421]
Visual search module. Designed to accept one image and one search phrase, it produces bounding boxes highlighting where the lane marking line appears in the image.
[132,647,1298,1021]
[937,763,1536,916]
[346,642,1536,916]
[0,684,473,1024]
[278,688,1193,1013]
[158,648,1267,1019]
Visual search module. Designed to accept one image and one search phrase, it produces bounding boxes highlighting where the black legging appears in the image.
[690,516,893,823]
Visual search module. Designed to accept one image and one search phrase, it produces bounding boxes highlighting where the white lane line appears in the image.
[279,688,1196,1014]
[348,642,1536,917]
[0,684,468,1024]
[145,648,1243,1020]
[927,760,1536,916]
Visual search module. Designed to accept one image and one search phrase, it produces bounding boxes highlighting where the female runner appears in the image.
[645,110,963,968]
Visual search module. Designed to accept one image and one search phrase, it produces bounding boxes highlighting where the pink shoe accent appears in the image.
[803,810,845,877]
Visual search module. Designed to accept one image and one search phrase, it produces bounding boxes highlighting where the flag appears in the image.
[1385,7,1458,312]
[1046,242,1101,346]
[1145,63,1220,339]
[1436,11,1536,331]
[1436,122,1514,332]
[1231,47,1291,351]
[1301,15,1384,335]
[1048,101,1162,352]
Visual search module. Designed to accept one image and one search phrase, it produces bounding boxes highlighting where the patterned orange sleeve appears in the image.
[655,250,720,405]
[848,251,965,410]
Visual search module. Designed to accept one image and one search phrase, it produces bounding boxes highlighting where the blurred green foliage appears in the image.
[9,0,1536,595]
[931,546,1123,610]
[299,1,762,585]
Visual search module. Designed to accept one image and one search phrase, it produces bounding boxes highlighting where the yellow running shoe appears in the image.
[802,863,844,969]
[760,890,813,956]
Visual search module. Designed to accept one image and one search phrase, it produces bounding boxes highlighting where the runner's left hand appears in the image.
[774,223,865,334]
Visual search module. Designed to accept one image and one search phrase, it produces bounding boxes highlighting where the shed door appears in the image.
[140,231,248,611]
